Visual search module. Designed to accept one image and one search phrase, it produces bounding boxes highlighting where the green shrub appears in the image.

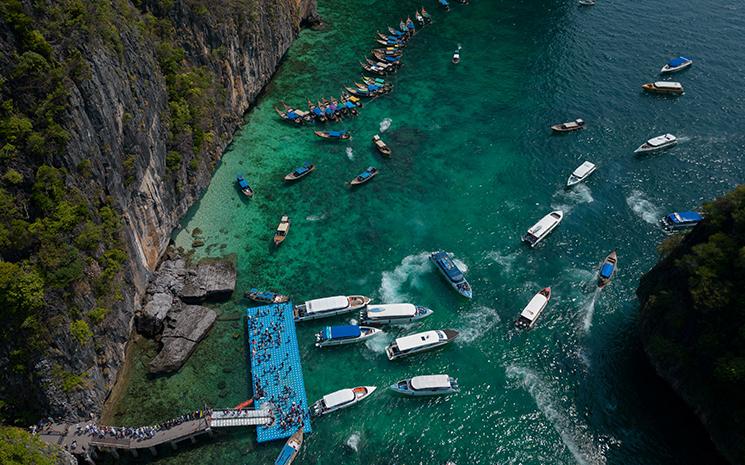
[69,319,92,344]
[88,306,109,325]
[0,426,57,465]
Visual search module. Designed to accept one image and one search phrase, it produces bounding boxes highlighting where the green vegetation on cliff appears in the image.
[0,426,63,465]
[638,185,745,464]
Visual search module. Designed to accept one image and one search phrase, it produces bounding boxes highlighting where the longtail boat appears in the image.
[274,428,303,465]
[373,51,402,64]
[360,61,389,76]
[284,162,316,181]
[421,8,432,23]
[245,289,290,304]
[274,106,304,124]
[274,216,290,246]
[350,166,378,186]
[307,99,326,122]
[372,47,403,57]
[415,11,425,25]
[362,76,387,86]
[314,130,350,140]
[597,251,618,289]
[372,135,392,157]
[236,175,254,197]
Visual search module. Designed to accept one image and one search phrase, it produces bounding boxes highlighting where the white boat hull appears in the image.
[634,141,677,153]
[661,61,692,73]
[315,328,382,347]
[312,386,377,416]
[386,341,448,360]
[361,311,431,325]
[295,307,359,321]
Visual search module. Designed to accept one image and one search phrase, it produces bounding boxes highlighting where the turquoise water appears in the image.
[110,0,745,463]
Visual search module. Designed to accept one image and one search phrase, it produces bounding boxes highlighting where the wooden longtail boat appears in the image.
[372,135,392,156]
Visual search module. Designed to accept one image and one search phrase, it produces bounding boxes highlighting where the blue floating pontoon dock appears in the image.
[246,303,311,442]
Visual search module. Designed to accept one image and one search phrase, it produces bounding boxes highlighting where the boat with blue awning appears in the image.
[284,162,316,182]
[350,167,378,185]
[661,56,693,73]
[236,175,254,197]
[245,288,289,304]
[315,325,383,347]
[598,251,617,289]
[429,251,472,298]
[314,130,350,140]
[660,211,703,232]
[274,427,303,465]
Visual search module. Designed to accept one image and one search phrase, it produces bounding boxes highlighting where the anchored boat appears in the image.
[315,325,382,347]
[314,130,350,140]
[390,374,459,396]
[660,211,703,232]
[566,161,597,187]
[522,211,563,247]
[386,329,458,360]
[274,427,303,465]
[515,287,551,330]
[360,303,433,325]
[430,251,472,298]
[245,289,289,304]
[310,386,376,417]
[236,175,254,197]
[294,295,372,322]
[661,56,693,73]
[634,134,677,153]
[598,251,618,289]
[274,216,290,246]
[551,118,585,133]
[350,167,378,185]
[452,50,460,64]
[642,81,684,95]
[284,163,315,182]
[372,134,392,156]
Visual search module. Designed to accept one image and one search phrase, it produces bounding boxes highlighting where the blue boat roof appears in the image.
[669,56,690,66]
[257,291,275,300]
[274,443,296,465]
[313,107,322,115]
[294,166,309,175]
[359,172,371,179]
[330,325,361,339]
[600,263,614,279]
[328,130,346,137]
[668,211,703,223]
[287,111,298,119]
[345,101,355,108]
[433,252,465,282]
[238,179,250,189]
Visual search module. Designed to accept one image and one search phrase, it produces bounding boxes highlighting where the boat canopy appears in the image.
[572,161,596,178]
[305,296,349,314]
[647,134,676,146]
[238,178,250,189]
[329,325,361,339]
[275,444,297,465]
[277,222,290,233]
[668,56,690,67]
[256,291,276,300]
[410,375,451,390]
[669,211,703,224]
[432,252,465,283]
[600,263,614,279]
[366,304,416,318]
[294,166,309,175]
[654,81,683,89]
[396,330,441,351]
[527,212,563,236]
[520,293,549,321]
[328,130,346,137]
[323,389,355,408]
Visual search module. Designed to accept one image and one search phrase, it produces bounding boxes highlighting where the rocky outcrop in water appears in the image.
[180,258,237,303]
[148,305,217,374]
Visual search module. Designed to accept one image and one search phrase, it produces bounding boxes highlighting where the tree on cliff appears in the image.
[638,185,745,464]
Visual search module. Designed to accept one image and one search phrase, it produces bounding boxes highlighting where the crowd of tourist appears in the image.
[75,409,211,443]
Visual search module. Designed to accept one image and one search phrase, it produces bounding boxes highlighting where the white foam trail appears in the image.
[626,190,662,225]
[346,147,354,160]
[305,213,328,222]
[581,290,600,332]
[365,332,392,353]
[506,365,606,465]
[379,118,392,133]
[551,184,594,213]
[457,43,462,51]
[452,258,469,273]
[345,432,361,452]
[379,252,431,302]
[487,251,518,273]
[457,306,500,344]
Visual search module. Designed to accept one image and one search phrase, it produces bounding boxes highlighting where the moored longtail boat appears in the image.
[307,98,326,122]
[284,162,316,182]
[372,134,392,156]
[373,51,402,64]
[350,166,378,185]
[274,427,303,465]
[245,289,290,304]
[236,175,254,197]
[314,130,351,140]
[439,0,450,11]
[415,10,425,25]
[274,215,290,246]
[274,106,304,124]
[362,76,388,86]
[421,8,432,23]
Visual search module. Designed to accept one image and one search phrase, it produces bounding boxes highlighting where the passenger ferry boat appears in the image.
[566,161,596,187]
[642,81,684,95]
[359,303,433,325]
[315,325,383,347]
[429,251,472,298]
[551,118,585,133]
[634,134,677,153]
[660,211,703,232]
[294,295,371,321]
[522,211,563,247]
[386,329,459,360]
[390,374,459,396]
[310,386,376,417]
[245,288,289,304]
[598,251,618,289]
[661,56,693,73]
[274,427,303,465]
[515,287,551,330]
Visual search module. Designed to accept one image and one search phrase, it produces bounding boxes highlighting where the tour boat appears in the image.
[660,211,703,232]
[578,0,596,5]
[294,295,372,321]
[236,175,254,197]
[315,325,383,347]
[634,134,677,153]
[522,211,563,247]
[598,251,617,289]
[245,288,290,304]
[350,167,378,185]
[515,287,551,330]
[566,161,597,187]
[359,303,433,325]
[274,216,290,246]
[372,135,392,156]
[390,374,459,396]
[314,130,350,140]
[310,386,376,417]
[284,163,315,182]
[274,427,303,465]
[551,118,585,133]
[429,251,472,298]
[661,56,693,74]
[642,81,684,95]
[452,50,460,64]
[386,329,459,360]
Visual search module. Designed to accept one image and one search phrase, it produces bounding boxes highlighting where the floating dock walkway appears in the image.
[246,302,312,442]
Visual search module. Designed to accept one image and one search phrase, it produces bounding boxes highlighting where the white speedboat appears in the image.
[315,325,382,347]
[310,386,376,417]
[294,295,371,321]
[522,211,563,247]
[634,134,677,153]
[430,251,472,298]
[578,0,596,5]
[360,303,433,325]
[661,56,693,74]
[642,81,684,95]
[390,374,459,396]
[566,161,597,187]
[386,329,458,360]
[515,287,551,330]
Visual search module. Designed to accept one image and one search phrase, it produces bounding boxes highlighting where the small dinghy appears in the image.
[642,81,684,95]
[551,118,585,132]
[314,130,350,140]
[236,175,254,197]
[578,0,596,5]
[274,427,303,465]
[661,56,693,74]
[284,162,315,182]
[597,251,617,289]
[310,386,376,417]
[421,8,432,23]
[566,161,597,187]
[245,288,290,304]
[386,329,458,360]
[350,166,378,185]
[515,287,551,330]
[660,211,703,232]
[390,374,459,396]
[372,134,392,156]
[315,325,383,347]
[522,211,563,247]
[274,216,290,246]
[452,50,460,64]
[634,133,677,153]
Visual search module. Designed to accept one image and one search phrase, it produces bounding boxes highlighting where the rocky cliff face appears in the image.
[0,0,317,423]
